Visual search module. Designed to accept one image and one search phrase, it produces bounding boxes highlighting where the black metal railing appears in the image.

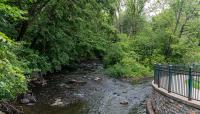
[154,64,200,101]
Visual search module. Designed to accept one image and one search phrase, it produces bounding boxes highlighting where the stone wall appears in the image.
[151,89,200,114]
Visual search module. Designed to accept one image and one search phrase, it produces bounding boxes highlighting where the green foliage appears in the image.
[0,0,27,20]
[0,32,27,100]
[24,0,116,71]
[0,0,117,100]
[104,34,151,78]
[185,78,200,90]
[15,44,51,73]
[0,0,27,38]
[0,0,199,101]
[171,38,200,64]
[151,0,200,63]
[107,0,200,78]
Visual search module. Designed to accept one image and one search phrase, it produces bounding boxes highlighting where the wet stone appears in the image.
[20,98,30,104]
[94,77,101,81]
[26,103,35,106]
[83,76,87,78]
[59,83,71,88]
[113,92,117,95]
[120,100,129,105]
[113,92,120,96]
[59,83,66,87]
[74,93,85,98]
[68,79,87,85]
[134,96,138,99]
[23,94,37,103]
[50,98,64,107]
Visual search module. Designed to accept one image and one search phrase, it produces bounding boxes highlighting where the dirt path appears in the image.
[20,60,152,114]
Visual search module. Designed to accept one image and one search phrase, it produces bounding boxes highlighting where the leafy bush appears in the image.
[0,32,27,100]
[106,57,151,78]
[171,38,200,64]
[104,34,151,78]
[14,44,51,74]
[0,0,117,101]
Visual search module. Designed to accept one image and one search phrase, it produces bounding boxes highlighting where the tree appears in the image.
[116,0,147,36]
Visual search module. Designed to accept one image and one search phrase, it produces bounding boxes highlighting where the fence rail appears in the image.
[154,64,200,101]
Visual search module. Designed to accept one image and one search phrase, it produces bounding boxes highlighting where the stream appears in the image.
[19,60,152,114]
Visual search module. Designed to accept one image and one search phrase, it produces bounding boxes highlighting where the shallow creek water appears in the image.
[19,61,152,114]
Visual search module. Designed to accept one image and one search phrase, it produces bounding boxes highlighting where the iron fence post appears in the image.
[188,66,193,101]
[154,64,156,84]
[168,65,173,93]
[158,64,161,88]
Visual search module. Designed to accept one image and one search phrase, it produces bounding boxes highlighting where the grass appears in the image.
[185,79,200,89]
[191,80,200,89]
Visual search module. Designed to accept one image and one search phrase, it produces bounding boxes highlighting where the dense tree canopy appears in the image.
[105,0,200,77]
[0,0,117,100]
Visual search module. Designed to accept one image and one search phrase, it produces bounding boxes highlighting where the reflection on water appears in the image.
[22,101,88,114]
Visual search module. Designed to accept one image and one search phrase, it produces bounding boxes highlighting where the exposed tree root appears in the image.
[0,102,23,114]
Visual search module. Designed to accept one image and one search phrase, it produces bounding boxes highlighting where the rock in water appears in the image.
[83,76,87,78]
[122,91,127,93]
[26,103,35,106]
[21,94,37,104]
[31,78,47,87]
[120,100,129,105]
[68,79,86,85]
[94,77,101,81]
[20,98,30,104]
[74,93,85,98]
[59,83,66,87]
[24,94,37,103]
[51,98,64,107]
[59,83,71,88]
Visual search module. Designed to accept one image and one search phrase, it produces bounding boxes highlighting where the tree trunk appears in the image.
[16,21,29,41]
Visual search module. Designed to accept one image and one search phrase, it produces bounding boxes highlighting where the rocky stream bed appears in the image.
[17,60,152,114]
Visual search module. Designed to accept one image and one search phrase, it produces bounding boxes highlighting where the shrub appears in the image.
[14,44,51,74]
[0,32,27,100]
[104,34,151,78]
